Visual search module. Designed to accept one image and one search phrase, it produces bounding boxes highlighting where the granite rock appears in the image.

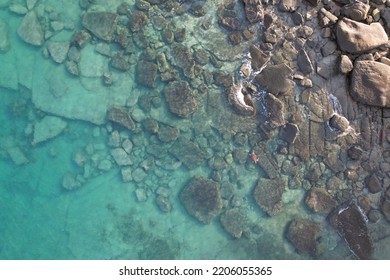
[336,18,388,54]
[350,61,390,107]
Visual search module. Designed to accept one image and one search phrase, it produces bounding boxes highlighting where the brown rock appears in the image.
[253,177,286,216]
[286,219,320,257]
[107,106,135,131]
[305,188,336,214]
[336,18,388,54]
[328,201,374,259]
[280,123,299,144]
[382,199,390,221]
[180,177,222,224]
[329,113,350,132]
[350,61,390,107]
[365,173,382,194]
[249,44,269,71]
[164,80,198,117]
[255,63,294,95]
[342,2,370,21]
[263,93,286,128]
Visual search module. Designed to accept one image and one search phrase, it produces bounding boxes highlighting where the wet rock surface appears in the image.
[253,177,286,216]
[163,81,198,117]
[328,202,374,259]
[286,219,320,257]
[180,177,222,224]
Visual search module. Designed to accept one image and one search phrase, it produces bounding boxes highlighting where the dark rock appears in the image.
[164,80,198,117]
[249,44,269,71]
[213,71,233,88]
[82,12,119,41]
[368,209,381,223]
[382,199,390,221]
[263,93,286,128]
[174,27,186,43]
[170,137,206,169]
[130,10,148,32]
[220,208,246,239]
[255,63,294,95]
[328,201,374,259]
[280,123,299,144]
[305,188,336,214]
[286,219,320,257]
[111,53,130,71]
[253,144,280,179]
[321,41,337,57]
[253,177,286,216]
[180,176,222,224]
[347,146,363,160]
[305,0,321,6]
[336,18,388,54]
[193,47,209,65]
[329,114,350,132]
[350,61,390,108]
[142,118,159,134]
[383,9,390,33]
[171,44,195,79]
[228,31,243,45]
[189,2,207,17]
[365,173,382,194]
[242,0,264,24]
[107,106,135,131]
[158,125,179,142]
[136,60,158,87]
[297,49,313,75]
[219,17,241,31]
[17,11,44,46]
[71,30,91,49]
[292,11,304,25]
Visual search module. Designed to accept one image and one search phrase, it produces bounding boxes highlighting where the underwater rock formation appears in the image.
[328,201,374,259]
[220,208,246,239]
[82,12,119,41]
[163,80,198,117]
[180,176,222,224]
[286,219,320,257]
[107,106,136,132]
[253,177,286,216]
[17,11,44,46]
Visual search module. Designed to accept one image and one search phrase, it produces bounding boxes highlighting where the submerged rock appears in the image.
[305,188,336,214]
[32,116,67,145]
[220,208,246,239]
[253,177,286,216]
[17,11,44,46]
[336,18,388,54]
[0,20,10,53]
[82,12,119,41]
[47,41,70,64]
[107,106,135,131]
[136,60,157,87]
[328,201,374,259]
[163,81,198,117]
[350,61,390,108]
[180,176,222,224]
[170,137,206,169]
[286,219,320,257]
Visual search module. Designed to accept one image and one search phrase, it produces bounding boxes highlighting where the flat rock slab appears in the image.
[180,176,222,224]
[255,63,294,95]
[32,58,132,125]
[328,201,373,259]
[336,18,388,54]
[17,11,44,46]
[350,60,390,107]
[33,115,67,145]
[82,12,119,41]
[253,177,286,216]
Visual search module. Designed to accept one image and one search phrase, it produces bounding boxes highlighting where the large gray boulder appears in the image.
[336,18,388,54]
[350,60,390,107]
[17,11,44,46]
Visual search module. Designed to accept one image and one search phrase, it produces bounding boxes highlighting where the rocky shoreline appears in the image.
[2,0,390,259]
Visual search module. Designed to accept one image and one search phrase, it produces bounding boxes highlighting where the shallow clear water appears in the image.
[1,0,389,260]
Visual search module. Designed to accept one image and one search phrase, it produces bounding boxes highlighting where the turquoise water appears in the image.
[1,0,389,260]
